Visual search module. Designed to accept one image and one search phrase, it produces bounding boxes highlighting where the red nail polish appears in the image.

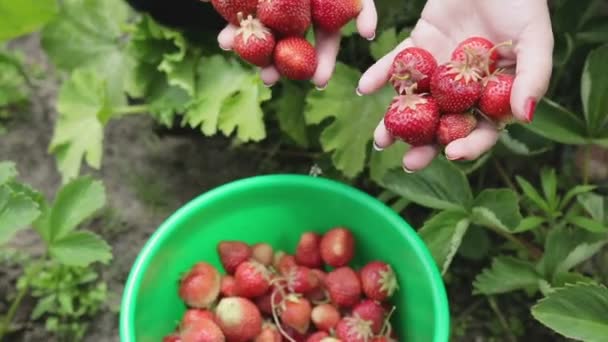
[525,97,537,122]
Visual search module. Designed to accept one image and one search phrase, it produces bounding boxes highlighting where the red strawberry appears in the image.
[295,232,323,268]
[281,295,312,334]
[179,262,221,309]
[233,15,276,67]
[274,37,318,81]
[335,316,374,342]
[287,266,321,294]
[181,309,216,330]
[215,297,263,342]
[254,322,282,342]
[180,318,226,342]
[274,252,298,275]
[306,331,329,342]
[478,73,514,123]
[235,260,271,298]
[325,267,361,308]
[252,243,274,266]
[306,269,327,302]
[352,300,385,334]
[282,326,309,342]
[221,275,238,297]
[211,0,258,26]
[218,241,252,274]
[311,303,341,331]
[163,333,181,342]
[258,0,311,37]
[359,261,399,302]
[389,47,438,94]
[436,112,477,146]
[451,37,499,76]
[319,227,355,267]
[430,63,483,113]
[310,0,362,32]
[383,93,440,146]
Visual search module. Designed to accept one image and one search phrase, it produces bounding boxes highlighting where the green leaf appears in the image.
[540,168,558,210]
[561,185,597,210]
[31,294,56,320]
[577,192,605,222]
[419,210,470,275]
[48,69,110,183]
[458,226,490,261]
[523,98,588,145]
[472,189,522,231]
[553,272,598,288]
[369,28,410,61]
[577,21,608,44]
[340,21,357,37]
[0,161,17,185]
[532,283,608,342]
[473,256,541,295]
[0,0,57,41]
[581,44,608,135]
[0,51,29,108]
[48,177,105,242]
[41,0,133,106]
[516,176,550,213]
[49,231,111,267]
[0,186,40,244]
[513,216,546,233]
[567,216,608,233]
[304,63,395,177]
[498,123,553,156]
[183,55,270,142]
[369,143,408,185]
[382,157,472,210]
[275,81,309,147]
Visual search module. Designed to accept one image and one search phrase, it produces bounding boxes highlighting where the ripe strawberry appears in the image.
[311,0,362,32]
[325,267,361,308]
[181,309,216,330]
[306,269,327,302]
[211,0,258,26]
[274,252,298,275]
[436,112,477,146]
[311,303,341,331]
[335,316,374,342]
[215,297,263,342]
[451,37,499,76]
[252,243,274,266]
[255,285,284,315]
[233,15,276,67]
[306,331,329,342]
[254,322,282,342]
[221,275,238,297]
[218,241,252,274]
[179,262,221,309]
[389,47,438,94]
[282,326,309,342]
[163,333,181,342]
[383,93,440,146]
[274,37,318,81]
[430,63,483,113]
[359,261,399,302]
[295,232,323,268]
[258,0,311,37]
[281,295,312,334]
[352,300,385,334]
[478,73,514,123]
[287,266,321,294]
[180,318,226,342]
[319,227,355,267]
[235,260,271,298]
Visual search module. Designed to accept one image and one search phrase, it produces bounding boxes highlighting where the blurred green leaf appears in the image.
[370,28,410,61]
[50,231,112,266]
[567,216,608,233]
[458,226,490,261]
[498,125,553,156]
[419,210,470,275]
[541,168,558,210]
[516,176,551,214]
[0,161,17,186]
[275,81,309,147]
[473,256,541,295]
[561,185,597,210]
[523,98,588,145]
[513,216,546,233]
[369,143,408,185]
[0,0,57,41]
[577,192,605,222]
[0,185,40,244]
[581,44,608,135]
[472,189,522,231]
[0,50,29,108]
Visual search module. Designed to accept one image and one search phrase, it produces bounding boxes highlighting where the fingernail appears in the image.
[356,87,363,96]
[316,83,328,91]
[524,97,537,123]
[373,141,383,151]
[263,82,275,88]
[403,165,414,173]
[367,32,376,41]
[220,45,231,51]
[446,155,463,161]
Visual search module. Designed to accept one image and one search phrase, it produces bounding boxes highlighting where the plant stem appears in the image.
[114,104,150,116]
[582,144,591,185]
[493,158,517,192]
[0,281,29,339]
[487,225,543,260]
[488,297,517,342]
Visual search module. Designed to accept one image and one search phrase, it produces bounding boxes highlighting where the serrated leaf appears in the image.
[0,186,40,244]
[516,176,550,213]
[561,185,597,210]
[304,63,394,178]
[48,177,105,242]
[369,28,410,61]
[382,157,472,211]
[473,256,541,295]
[0,161,17,185]
[567,216,608,233]
[472,189,522,231]
[581,44,608,135]
[369,143,408,185]
[513,216,546,233]
[523,98,588,145]
[275,81,309,147]
[49,231,112,267]
[419,210,470,275]
[553,272,598,288]
[532,283,608,342]
[0,0,57,41]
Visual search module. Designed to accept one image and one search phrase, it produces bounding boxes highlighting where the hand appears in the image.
[216,0,378,88]
[358,0,554,172]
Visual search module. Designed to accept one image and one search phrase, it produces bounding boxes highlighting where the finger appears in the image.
[373,120,395,150]
[218,24,238,50]
[260,66,281,86]
[312,29,342,88]
[356,0,377,40]
[403,145,439,172]
[444,119,499,160]
[357,38,413,95]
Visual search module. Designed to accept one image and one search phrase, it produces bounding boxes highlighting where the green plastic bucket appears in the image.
[120,174,450,341]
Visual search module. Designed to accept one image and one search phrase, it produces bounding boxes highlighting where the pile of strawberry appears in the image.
[383,37,515,148]
[163,227,400,342]
[207,0,361,80]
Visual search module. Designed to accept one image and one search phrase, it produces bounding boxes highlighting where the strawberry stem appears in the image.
[270,287,296,342]
[484,40,513,76]
[378,306,396,337]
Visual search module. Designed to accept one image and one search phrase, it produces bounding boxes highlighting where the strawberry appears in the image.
[254,322,282,342]
[258,0,311,37]
[221,275,238,297]
[319,227,355,267]
[283,326,309,342]
[478,73,514,123]
[179,262,221,309]
[233,15,276,67]
[383,92,440,146]
[352,300,385,334]
[235,260,271,298]
[451,37,499,76]
[310,0,362,32]
[335,316,374,342]
[274,252,298,275]
[273,37,318,81]
[211,0,258,26]
[325,267,361,308]
[306,331,329,342]
[359,261,398,302]
[218,241,252,274]
[163,333,181,342]
[306,269,327,302]
[180,318,226,342]
[255,285,283,315]
[311,303,341,331]
[436,112,477,146]
[215,297,263,342]
[281,295,312,334]
[430,63,483,113]
[181,309,216,330]
[389,47,438,94]
[252,243,274,266]
[287,266,321,294]
[295,232,323,268]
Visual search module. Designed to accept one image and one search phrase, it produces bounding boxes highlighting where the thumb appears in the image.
[510,20,554,123]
